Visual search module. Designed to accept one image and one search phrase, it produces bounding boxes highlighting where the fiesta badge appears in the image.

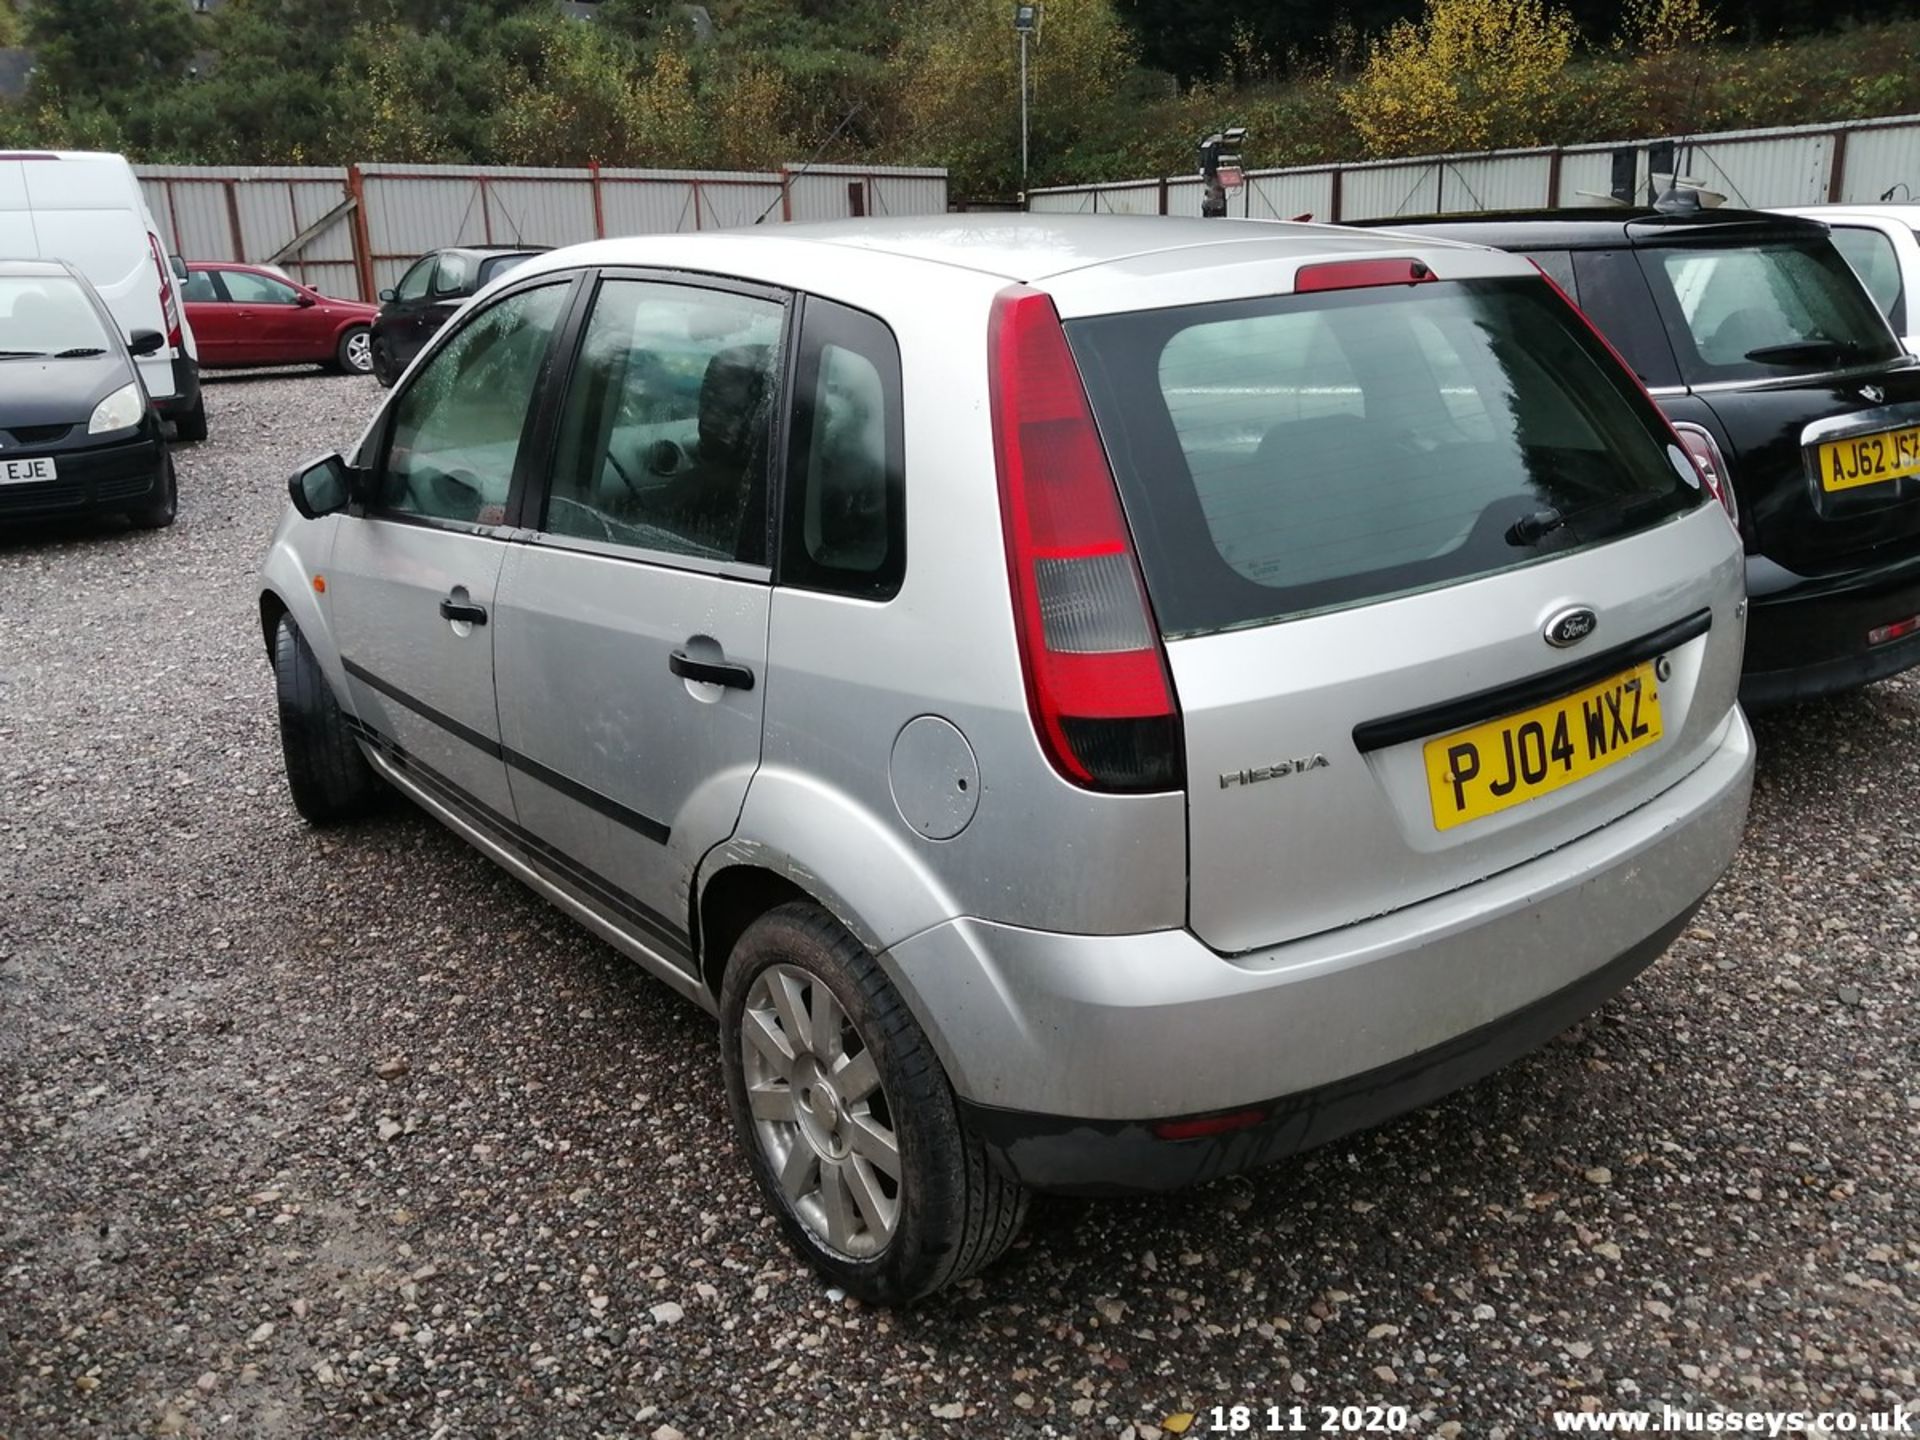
[1545,606,1598,648]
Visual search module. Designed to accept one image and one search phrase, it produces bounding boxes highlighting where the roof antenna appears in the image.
[754,102,867,225]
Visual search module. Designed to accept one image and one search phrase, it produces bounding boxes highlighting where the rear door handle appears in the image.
[439,597,488,626]
[669,649,754,690]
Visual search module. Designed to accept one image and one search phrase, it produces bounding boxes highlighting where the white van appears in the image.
[0,150,205,440]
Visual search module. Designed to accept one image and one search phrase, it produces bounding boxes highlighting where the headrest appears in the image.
[699,344,771,467]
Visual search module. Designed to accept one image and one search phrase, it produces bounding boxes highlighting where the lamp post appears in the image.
[1014,4,1039,199]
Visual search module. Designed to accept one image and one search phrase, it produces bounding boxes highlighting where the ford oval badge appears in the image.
[1545,607,1597,648]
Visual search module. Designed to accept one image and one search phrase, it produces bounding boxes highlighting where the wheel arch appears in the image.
[692,778,963,1003]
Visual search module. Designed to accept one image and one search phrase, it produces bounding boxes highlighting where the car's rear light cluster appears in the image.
[988,286,1184,793]
[1867,614,1920,648]
[1670,420,1739,527]
[148,232,182,351]
[1526,259,1741,534]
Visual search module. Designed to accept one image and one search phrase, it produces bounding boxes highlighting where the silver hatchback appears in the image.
[259,216,1754,1303]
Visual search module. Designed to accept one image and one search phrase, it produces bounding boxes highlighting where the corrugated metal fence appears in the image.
[138,161,949,300]
[1027,113,1920,221]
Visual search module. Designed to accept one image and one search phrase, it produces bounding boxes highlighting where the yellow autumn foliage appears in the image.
[1340,0,1577,158]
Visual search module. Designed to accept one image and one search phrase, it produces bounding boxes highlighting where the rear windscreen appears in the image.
[1067,277,1705,637]
[1643,239,1903,384]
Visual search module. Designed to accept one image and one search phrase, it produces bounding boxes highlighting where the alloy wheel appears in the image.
[344,330,373,373]
[740,963,902,1258]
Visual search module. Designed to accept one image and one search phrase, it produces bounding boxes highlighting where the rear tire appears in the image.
[720,901,1028,1305]
[272,613,381,824]
[125,454,177,530]
[335,325,373,375]
[173,395,208,444]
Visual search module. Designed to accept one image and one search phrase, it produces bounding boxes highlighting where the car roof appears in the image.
[1347,205,1831,249]
[525,213,1491,286]
[0,256,79,279]
[1775,202,1920,223]
[445,245,548,258]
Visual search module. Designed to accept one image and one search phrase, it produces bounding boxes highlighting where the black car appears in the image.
[0,258,176,531]
[1350,203,1920,707]
[368,245,545,387]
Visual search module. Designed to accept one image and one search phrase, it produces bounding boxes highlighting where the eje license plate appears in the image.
[1818,426,1920,492]
[1422,661,1663,832]
[0,456,57,485]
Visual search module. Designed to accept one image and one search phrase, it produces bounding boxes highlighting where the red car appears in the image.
[181,263,379,375]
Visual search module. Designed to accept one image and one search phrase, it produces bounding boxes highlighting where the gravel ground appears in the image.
[2,371,1918,1440]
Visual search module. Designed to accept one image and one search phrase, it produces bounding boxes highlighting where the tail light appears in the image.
[1670,421,1738,527]
[988,286,1183,793]
[148,232,182,351]
[1527,259,1740,534]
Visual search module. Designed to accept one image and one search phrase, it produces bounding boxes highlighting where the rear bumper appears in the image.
[0,435,169,521]
[885,708,1754,1194]
[1742,552,1920,707]
[152,355,201,419]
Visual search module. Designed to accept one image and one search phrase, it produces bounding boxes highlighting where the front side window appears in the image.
[1645,240,1903,382]
[181,270,219,303]
[543,278,783,563]
[1827,225,1905,332]
[377,282,569,525]
[395,257,434,303]
[781,298,905,598]
[221,270,302,305]
[1069,277,1704,636]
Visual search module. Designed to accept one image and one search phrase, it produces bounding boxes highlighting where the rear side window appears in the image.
[780,298,905,598]
[544,277,784,563]
[433,252,474,297]
[1068,277,1703,637]
[1644,240,1902,382]
[1827,225,1905,333]
[482,254,535,287]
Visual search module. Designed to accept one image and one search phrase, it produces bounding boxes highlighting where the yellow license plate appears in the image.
[1817,426,1920,492]
[1423,661,1663,832]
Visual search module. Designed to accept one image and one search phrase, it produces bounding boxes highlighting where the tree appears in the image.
[1339,0,1575,156]
[24,0,195,98]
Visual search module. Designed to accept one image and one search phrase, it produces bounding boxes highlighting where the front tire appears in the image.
[370,336,398,388]
[272,614,381,824]
[125,454,177,530]
[173,395,208,444]
[335,325,374,375]
[720,902,1028,1305]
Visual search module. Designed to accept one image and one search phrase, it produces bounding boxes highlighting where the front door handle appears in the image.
[669,649,754,690]
[439,596,488,626]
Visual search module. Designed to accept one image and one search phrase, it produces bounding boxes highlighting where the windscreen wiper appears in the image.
[1743,338,1864,366]
[0,349,47,359]
[53,346,106,358]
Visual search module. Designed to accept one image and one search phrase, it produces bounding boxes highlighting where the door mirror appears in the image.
[288,453,355,520]
[169,253,188,282]
[126,328,165,357]
[379,287,396,303]
[295,292,317,308]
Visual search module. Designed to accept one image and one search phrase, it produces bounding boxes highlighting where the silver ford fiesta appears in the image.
[258,215,1754,1303]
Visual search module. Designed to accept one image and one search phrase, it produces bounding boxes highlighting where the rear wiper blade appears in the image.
[1743,338,1863,365]
[53,346,106,358]
[1507,492,1673,548]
